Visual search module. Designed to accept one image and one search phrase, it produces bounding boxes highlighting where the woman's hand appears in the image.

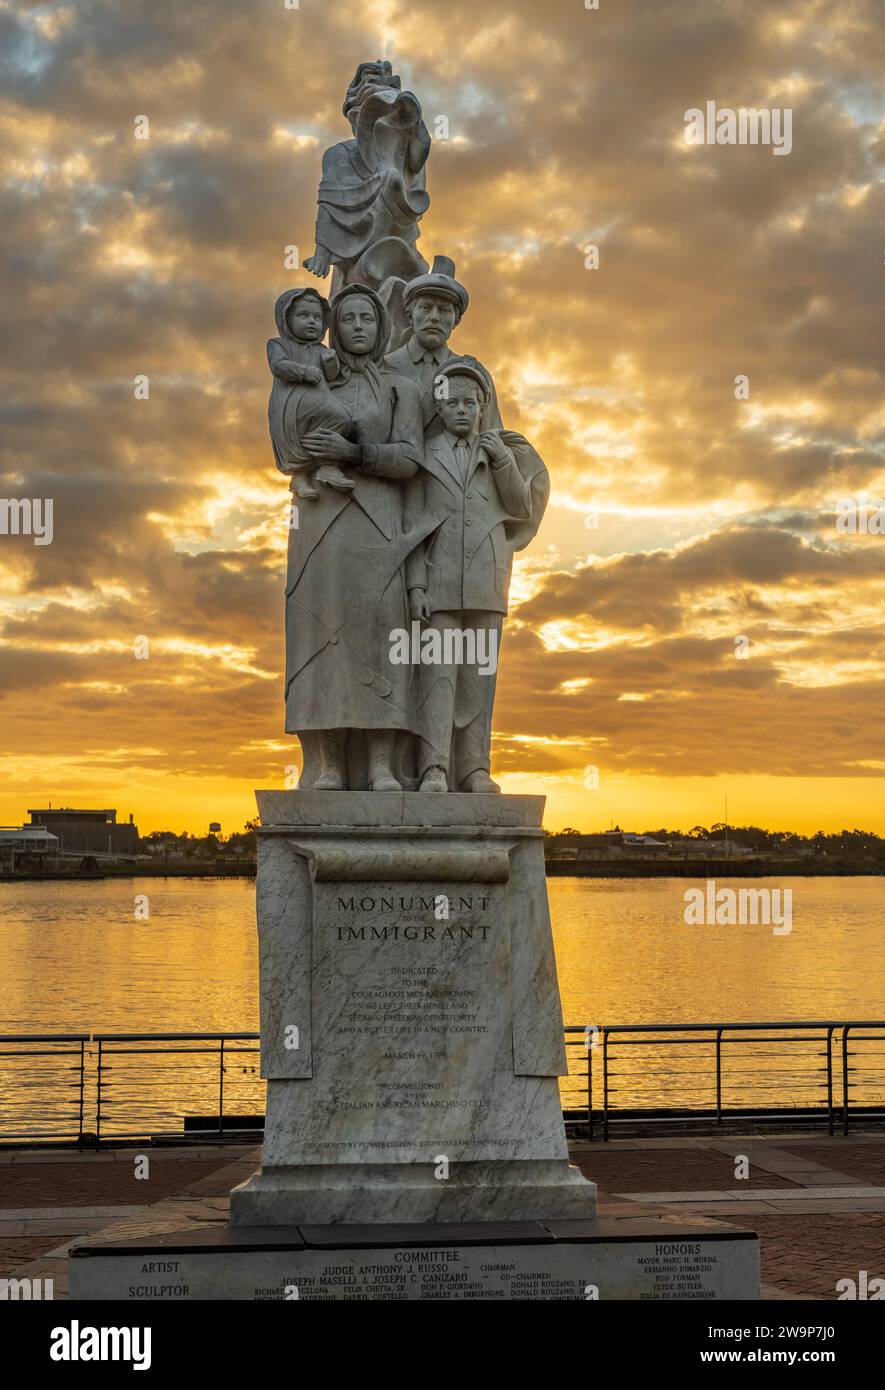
[301,430,359,463]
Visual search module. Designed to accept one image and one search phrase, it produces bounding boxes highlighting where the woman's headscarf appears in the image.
[328,284,392,411]
[274,287,331,341]
[328,283,391,368]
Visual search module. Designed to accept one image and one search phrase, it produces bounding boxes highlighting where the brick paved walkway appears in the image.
[2,1133,883,1299]
[0,1146,256,1288]
[568,1146,798,1193]
[720,1212,885,1300]
[1,1155,227,1208]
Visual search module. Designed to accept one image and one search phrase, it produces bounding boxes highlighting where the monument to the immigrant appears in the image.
[69,59,759,1299]
[235,53,590,1226]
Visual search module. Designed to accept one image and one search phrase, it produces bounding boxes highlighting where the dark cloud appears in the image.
[1,0,883,825]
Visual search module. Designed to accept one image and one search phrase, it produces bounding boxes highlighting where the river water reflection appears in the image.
[0,875,881,1135]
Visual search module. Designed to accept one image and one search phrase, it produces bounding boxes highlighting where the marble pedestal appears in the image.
[69,1217,761,1301]
[229,790,596,1226]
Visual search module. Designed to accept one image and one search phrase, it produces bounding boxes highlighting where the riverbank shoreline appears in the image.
[3,861,882,882]
[545,860,884,878]
[0,865,256,881]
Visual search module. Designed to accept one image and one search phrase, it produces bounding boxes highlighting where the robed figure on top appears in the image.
[303,60,431,300]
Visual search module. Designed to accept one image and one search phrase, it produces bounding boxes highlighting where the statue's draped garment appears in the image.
[316,80,431,295]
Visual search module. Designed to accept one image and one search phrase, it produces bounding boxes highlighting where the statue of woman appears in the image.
[280,283,432,790]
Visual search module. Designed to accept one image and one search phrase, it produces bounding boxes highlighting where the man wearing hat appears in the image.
[384,257,502,436]
[404,362,549,793]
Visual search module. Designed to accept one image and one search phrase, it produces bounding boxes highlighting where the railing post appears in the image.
[586,1028,593,1142]
[842,1025,851,1136]
[715,1028,723,1125]
[602,1029,609,1142]
[95,1037,102,1144]
[826,1026,835,1136]
[218,1038,225,1137]
[78,1039,85,1143]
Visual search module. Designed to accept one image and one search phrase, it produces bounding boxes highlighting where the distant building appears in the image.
[26,808,139,856]
[0,826,59,872]
[780,838,816,858]
[547,831,671,861]
[703,839,755,859]
[546,831,623,861]
[546,831,759,863]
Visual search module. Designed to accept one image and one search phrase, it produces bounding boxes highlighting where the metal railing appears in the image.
[0,1021,883,1146]
[562,1021,885,1139]
[94,1033,262,1143]
[0,1033,261,1145]
[0,1034,88,1142]
[841,1022,885,1136]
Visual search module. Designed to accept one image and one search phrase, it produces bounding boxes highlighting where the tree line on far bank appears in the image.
[138,821,885,868]
[140,819,258,859]
[548,824,885,866]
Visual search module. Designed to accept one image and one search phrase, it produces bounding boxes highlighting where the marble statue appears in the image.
[405,363,549,792]
[272,63,552,794]
[303,59,431,300]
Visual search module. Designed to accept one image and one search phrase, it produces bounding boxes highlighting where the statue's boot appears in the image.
[290,474,319,501]
[314,463,355,492]
[369,731,400,791]
[460,769,501,793]
[419,766,447,793]
[313,730,346,790]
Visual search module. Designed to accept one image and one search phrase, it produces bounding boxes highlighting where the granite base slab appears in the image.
[69,1217,760,1301]
[229,1159,595,1225]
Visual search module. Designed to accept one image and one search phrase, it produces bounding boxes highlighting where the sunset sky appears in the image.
[1,0,883,835]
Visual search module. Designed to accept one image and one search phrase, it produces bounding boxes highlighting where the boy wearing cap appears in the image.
[404,363,548,792]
